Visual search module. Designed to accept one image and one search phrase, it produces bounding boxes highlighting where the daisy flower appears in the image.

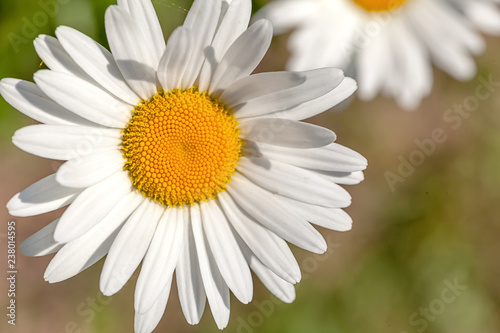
[1,0,367,331]
[256,0,500,109]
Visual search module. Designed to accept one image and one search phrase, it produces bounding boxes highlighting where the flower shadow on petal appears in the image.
[202,46,218,81]
[240,141,271,170]
[114,59,157,84]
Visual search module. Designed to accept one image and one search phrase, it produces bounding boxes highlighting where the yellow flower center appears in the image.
[122,88,241,208]
[351,0,407,11]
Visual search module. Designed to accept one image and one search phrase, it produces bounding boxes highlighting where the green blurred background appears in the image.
[1,0,499,332]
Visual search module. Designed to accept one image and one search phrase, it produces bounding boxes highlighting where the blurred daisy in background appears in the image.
[256,0,500,109]
[0,0,366,332]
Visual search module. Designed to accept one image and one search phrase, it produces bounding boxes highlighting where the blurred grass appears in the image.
[1,1,500,333]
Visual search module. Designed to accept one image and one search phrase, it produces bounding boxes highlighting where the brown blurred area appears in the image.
[1,1,500,333]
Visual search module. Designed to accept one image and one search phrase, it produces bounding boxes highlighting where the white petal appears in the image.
[220,71,309,107]
[190,205,230,329]
[277,196,353,232]
[292,10,358,70]
[12,124,122,161]
[218,191,300,283]
[227,173,326,254]
[357,28,391,101]
[176,209,207,325]
[252,0,316,35]
[239,118,335,148]
[201,200,253,304]
[157,27,193,91]
[20,219,63,257]
[244,141,367,172]
[34,70,132,128]
[105,6,158,99]
[425,0,485,55]
[312,170,365,185]
[250,257,296,303]
[55,26,141,105]
[408,2,476,81]
[135,207,184,314]
[0,79,93,126]
[116,0,130,11]
[34,35,91,80]
[56,149,124,188]
[266,77,357,120]
[198,0,252,92]
[181,0,222,88]
[125,0,166,65]
[7,174,81,217]
[45,192,143,283]
[54,171,132,243]
[237,156,351,208]
[286,23,331,71]
[134,280,172,333]
[465,1,500,35]
[386,19,432,109]
[209,19,273,96]
[238,240,296,303]
[100,199,164,296]
[231,68,344,118]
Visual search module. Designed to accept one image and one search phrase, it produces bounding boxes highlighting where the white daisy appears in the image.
[256,0,500,109]
[1,0,367,331]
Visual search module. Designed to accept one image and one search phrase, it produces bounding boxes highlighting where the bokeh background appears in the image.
[1,0,499,332]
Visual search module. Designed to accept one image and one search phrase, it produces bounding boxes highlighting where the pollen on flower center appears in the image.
[351,0,407,11]
[122,88,241,208]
